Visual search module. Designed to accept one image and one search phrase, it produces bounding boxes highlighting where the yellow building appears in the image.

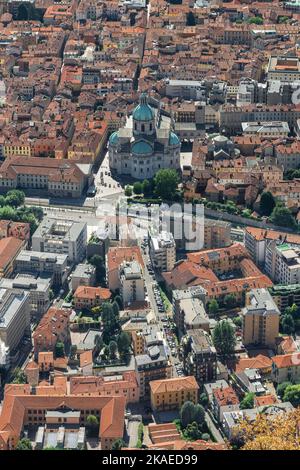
[150,376,199,411]
[243,288,280,348]
[3,142,32,158]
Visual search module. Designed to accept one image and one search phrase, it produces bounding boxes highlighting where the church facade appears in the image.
[108,93,181,180]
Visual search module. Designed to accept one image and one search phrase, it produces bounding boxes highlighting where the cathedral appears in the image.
[108,93,181,180]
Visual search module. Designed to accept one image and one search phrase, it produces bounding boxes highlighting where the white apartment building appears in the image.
[266,241,300,284]
[0,288,30,352]
[32,218,87,264]
[150,231,176,272]
[119,260,145,307]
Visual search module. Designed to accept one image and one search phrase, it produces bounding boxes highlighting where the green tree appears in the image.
[212,320,236,356]
[280,313,295,335]
[91,306,101,316]
[285,304,300,320]
[232,316,242,328]
[112,300,120,318]
[117,331,131,357]
[180,401,196,428]
[94,334,104,356]
[199,392,209,408]
[125,186,132,197]
[240,392,255,410]
[109,340,118,359]
[114,295,123,310]
[154,169,179,200]
[5,190,25,207]
[86,415,99,437]
[89,255,106,284]
[270,206,297,230]
[142,179,151,196]
[183,422,202,441]
[16,438,32,450]
[248,16,263,25]
[12,367,27,384]
[201,433,210,441]
[277,381,292,398]
[133,181,143,195]
[283,384,300,407]
[193,404,205,426]
[208,299,219,316]
[260,191,276,216]
[111,438,125,450]
[55,341,65,358]
[224,293,237,309]
[102,302,119,339]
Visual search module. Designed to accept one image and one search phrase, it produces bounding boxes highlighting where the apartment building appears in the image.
[119,260,145,307]
[135,345,172,399]
[150,376,199,411]
[70,371,140,404]
[0,237,25,278]
[165,79,205,100]
[107,246,144,292]
[15,251,68,286]
[244,227,300,267]
[135,327,172,398]
[0,274,51,319]
[74,286,112,309]
[242,289,280,348]
[266,242,300,285]
[270,284,300,311]
[163,243,272,304]
[272,354,300,384]
[0,288,30,352]
[149,231,176,272]
[33,307,70,356]
[181,329,217,384]
[71,263,96,291]
[212,386,240,423]
[203,219,231,250]
[172,287,207,335]
[32,218,87,264]
[173,294,209,337]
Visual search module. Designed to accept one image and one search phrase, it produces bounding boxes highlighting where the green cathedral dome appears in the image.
[133,93,155,122]
[131,140,153,155]
[109,131,119,145]
[169,131,180,146]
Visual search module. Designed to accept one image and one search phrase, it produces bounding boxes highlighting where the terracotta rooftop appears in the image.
[150,376,199,394]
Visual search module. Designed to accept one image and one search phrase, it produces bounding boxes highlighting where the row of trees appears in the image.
[125,169,180,201]
[93,300,131,362]
[207,294,238,315]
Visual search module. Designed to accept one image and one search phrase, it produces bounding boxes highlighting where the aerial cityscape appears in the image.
[0,0,300,456]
